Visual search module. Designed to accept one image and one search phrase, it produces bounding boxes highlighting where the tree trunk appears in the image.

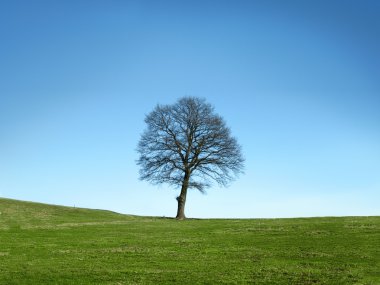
[176,172,189,220]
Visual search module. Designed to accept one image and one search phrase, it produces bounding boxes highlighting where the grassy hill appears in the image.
[0,198,379,284]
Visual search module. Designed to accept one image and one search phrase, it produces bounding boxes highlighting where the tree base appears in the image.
[175,195,186,220]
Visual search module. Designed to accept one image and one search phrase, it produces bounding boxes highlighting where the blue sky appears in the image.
[0,0,379,218]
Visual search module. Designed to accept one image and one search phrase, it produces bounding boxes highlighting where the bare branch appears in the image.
[137,97,244,193]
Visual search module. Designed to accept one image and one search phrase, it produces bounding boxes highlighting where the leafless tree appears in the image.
[137,97,244,219]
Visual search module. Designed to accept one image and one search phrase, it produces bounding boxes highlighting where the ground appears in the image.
[0,198,379,284]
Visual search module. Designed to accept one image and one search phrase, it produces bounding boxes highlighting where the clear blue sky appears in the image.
[1,0,379,218]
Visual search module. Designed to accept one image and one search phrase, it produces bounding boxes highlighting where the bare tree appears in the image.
[137,97,244,219]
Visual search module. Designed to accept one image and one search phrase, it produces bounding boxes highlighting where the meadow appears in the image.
[0,198,379,284]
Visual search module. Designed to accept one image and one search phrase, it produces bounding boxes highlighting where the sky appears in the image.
[0,0,379,218]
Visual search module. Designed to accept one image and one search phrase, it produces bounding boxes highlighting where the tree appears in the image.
[137,97,244,220]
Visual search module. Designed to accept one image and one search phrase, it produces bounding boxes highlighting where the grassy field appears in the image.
[0,198,379,284]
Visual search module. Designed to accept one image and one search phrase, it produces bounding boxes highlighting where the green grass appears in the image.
[0,198,379,284]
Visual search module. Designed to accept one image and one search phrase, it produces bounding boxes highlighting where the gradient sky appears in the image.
[1,0,379,218]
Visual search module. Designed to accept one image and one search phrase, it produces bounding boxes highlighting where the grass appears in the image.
[0,198,379,284]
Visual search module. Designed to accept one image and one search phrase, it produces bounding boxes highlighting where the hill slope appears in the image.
[0,198,136,230]
[0,198,379,284]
